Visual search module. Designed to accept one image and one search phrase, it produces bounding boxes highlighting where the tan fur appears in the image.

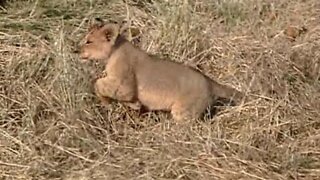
[79,22,244,121]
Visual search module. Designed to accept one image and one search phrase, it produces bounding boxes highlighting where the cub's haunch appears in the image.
[79,22,243,121]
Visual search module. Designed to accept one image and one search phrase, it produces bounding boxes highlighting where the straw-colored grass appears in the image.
[1,0,319,179]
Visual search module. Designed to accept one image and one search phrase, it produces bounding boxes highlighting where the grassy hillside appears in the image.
[0,0,319,179]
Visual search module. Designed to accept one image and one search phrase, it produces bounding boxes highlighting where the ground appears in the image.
[0,0,319,179]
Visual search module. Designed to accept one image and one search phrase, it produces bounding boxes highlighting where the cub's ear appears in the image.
[101,23,120,43]
[88,18,104,31]
[88,23,100,31]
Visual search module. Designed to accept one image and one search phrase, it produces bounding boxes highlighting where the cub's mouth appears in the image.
[79,51,89,60]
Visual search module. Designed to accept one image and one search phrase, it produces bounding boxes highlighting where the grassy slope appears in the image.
[0,0,319,179]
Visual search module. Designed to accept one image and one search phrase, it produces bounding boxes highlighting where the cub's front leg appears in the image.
[94,76,137,106]
[94,78,112,107]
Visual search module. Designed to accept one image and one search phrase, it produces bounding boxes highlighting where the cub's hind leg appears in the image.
[171,95,212,122]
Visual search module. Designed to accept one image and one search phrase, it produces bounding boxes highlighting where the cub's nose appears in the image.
[73,49,80,54]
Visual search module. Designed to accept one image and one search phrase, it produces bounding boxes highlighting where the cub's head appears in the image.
[79,22,120,61]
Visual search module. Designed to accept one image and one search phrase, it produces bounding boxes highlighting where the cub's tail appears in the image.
[209,79,244,104]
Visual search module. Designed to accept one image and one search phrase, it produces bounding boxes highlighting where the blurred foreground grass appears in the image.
[0,0,319,179]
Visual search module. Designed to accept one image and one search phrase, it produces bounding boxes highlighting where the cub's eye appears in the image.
[86,40,93,44]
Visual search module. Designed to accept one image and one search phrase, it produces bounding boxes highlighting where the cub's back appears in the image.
[135,56,208,94]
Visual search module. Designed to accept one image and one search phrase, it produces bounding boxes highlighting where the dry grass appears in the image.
[1,0,320,179]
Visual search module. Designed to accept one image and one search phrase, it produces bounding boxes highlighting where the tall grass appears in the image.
[0,0,319,179]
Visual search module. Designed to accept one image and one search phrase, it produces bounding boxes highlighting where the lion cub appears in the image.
[79,22,243,121]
